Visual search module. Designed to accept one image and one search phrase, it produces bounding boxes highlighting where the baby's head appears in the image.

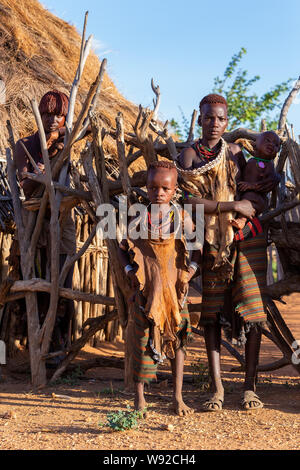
[255,131,281,160]
[146,161,178,205]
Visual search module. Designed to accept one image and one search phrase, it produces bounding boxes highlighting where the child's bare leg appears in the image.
[134,382,147,416]
[170,348,194,416]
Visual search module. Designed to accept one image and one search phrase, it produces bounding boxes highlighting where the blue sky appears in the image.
[43,0,300,136]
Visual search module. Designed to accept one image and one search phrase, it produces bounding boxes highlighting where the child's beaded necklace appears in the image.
[252,156,270,169]
[147,206,175,237]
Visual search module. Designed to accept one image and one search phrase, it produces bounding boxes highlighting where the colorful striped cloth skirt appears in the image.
[133,302,192,384]
[199,233,268,346]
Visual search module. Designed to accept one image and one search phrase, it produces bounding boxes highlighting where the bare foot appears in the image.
[172,399,194,417]
[134,395,148,418]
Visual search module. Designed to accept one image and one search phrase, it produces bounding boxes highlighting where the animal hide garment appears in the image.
[175,139,238,277]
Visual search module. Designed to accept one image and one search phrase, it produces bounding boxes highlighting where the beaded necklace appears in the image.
[194,140,220,160]
[147,207,175,237]
[252,156,270,169]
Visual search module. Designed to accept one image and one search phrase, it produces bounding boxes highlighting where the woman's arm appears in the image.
[15,140,41,198]
[183,196,256,219]
[179,144,256,219]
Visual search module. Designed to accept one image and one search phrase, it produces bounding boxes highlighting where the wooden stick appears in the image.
[76,59,107,142]
[15,171,148,210]
[150,119,178,161]
[59,224,97,286]
[266,298,300,375]
[260,199,300,224]
[65,11,92,135]
[5,148,25,243]
[72,260,82,340]
[151,78,161,122]
[278,76,300,132]
[19,141,41,175]
[284,132,300,193]
[52,65,106,181]
[126,150,142,167]
[89,112,110,201]
[6,150,44,387]
[30,99,60,355]
[6,120,17,155]
[115,112,135,204]
[8,278,115,305]
[265,274,300,300]
[187,109,198,142]
[49,309,118,383]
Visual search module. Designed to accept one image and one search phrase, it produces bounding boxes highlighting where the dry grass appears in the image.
[0,0,140,159]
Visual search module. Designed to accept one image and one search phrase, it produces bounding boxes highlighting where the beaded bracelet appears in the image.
[189,261,199,272]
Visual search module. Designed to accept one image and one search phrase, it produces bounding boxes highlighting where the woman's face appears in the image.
[199,103,228,143]
[41,112,65,134]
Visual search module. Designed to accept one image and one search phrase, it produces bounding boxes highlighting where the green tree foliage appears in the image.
[170,48,293,139]
[213,47,292,130]
[169,106,190,140]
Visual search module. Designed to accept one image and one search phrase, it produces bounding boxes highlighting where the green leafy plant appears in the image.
[191,359,210,391]
[99,405,146,432]
[97,381,123,396]
[52,366,84,386]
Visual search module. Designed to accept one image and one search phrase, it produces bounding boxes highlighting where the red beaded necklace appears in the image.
[194,140,219,159]
[147,208,174,236]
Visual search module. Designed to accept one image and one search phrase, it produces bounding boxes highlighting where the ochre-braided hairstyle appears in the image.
[199,94,228,110]
[39,90,69,116]
[147,160,177,184]
[148,160,177,171]
[147,160,178,182]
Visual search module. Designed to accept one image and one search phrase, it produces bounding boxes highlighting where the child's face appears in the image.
[146,168,177,205]
[256,132,281,159]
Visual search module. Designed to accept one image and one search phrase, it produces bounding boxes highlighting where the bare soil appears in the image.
[0,293,299,451]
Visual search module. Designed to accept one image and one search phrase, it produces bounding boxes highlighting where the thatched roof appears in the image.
[0,0,139,156]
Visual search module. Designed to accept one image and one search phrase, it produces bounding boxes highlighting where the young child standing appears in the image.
[118,161,202,417]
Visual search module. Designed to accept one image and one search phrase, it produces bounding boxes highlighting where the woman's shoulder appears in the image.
[177,146,198,170]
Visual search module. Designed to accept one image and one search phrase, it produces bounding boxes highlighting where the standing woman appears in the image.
[176,94,267,411]
[15,90,76,355]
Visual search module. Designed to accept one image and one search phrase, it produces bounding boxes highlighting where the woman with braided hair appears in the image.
[15,90,76,358]
[15,89,69,198]
[177,94,267,411]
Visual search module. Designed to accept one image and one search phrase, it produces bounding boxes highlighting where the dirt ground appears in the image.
[0,292,299,451]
